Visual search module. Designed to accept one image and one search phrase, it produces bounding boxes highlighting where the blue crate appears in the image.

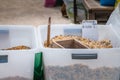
[100,0,116,6]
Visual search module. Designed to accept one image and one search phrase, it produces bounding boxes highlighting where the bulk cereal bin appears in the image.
[0,25,38,80]
[38,24,120,80]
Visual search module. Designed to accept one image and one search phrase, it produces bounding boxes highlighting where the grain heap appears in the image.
[2,45,31,50]
[44,35,113,49]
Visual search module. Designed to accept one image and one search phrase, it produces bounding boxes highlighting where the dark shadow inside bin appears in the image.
[51,39,88,49]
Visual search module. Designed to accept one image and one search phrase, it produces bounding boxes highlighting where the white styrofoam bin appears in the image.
[38,24,120,80]
[0,25,38,80]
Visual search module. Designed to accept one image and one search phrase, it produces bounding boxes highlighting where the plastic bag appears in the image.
[34,52,44,80]
[115,0,120,7]
[106,3,120,35]
[63,0,86,23]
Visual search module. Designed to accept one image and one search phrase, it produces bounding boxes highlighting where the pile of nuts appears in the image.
[77,37,112,48]
[2,45,31,50]
[44,35,113,49]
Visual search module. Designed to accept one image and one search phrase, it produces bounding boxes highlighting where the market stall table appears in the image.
[83,0,114,23]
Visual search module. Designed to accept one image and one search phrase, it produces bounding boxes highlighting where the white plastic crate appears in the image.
[38,24,120,80]
[110,24,120,37]
[0,25,38,80]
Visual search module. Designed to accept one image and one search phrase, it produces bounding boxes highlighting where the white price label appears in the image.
[82,20,98,40]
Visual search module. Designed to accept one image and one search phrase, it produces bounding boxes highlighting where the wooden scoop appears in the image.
[51,38,89,49]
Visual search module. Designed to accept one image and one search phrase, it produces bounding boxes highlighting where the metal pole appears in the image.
[74,0,77,23]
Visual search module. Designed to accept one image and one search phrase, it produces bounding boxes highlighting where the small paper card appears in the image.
[0,30,10,49]
[82,20,98,40]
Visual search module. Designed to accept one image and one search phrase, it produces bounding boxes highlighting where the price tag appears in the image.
[82,20,98,40]
[0,30,10,49]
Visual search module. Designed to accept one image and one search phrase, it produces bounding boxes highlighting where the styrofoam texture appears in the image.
[38,24,120,68]
[0,25,39,80]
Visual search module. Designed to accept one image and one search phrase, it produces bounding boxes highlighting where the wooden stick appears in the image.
[47,17,51,47]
